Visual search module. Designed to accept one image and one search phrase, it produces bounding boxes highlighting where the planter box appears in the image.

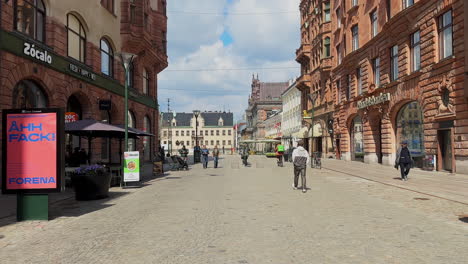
[71,172,112,201]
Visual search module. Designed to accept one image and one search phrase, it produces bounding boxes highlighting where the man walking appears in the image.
[201,145,210,169]
[395,140,412,181]
[292,140,310,193]
[213,145,220,168]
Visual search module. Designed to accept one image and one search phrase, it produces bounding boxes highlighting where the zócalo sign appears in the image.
[357,93,391,109]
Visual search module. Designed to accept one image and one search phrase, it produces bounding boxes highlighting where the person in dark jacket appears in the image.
[395,140,413,181]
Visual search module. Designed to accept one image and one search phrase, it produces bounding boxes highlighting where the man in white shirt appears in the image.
[292,140,310,193]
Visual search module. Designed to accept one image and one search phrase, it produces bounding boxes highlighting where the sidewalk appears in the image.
[321,159,468,205]
[0,163,156,220]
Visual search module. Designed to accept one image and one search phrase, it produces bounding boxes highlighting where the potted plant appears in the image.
[70,164,112,201]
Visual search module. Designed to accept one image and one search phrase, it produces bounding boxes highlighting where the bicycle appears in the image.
[311,152,322,169]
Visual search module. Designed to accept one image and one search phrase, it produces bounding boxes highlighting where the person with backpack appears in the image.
[395,140,412,181]
[201,145,210,169]
[275,143,285,167]
[240,144,249,166]
[292,140,310,193]
[213,145,220,168]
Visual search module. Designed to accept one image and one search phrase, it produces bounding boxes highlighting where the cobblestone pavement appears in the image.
[1,155,468,264]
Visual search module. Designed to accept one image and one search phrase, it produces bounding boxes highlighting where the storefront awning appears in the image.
[292,127,308,138]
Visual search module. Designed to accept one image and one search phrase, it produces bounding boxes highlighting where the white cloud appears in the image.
[159,0,301,120]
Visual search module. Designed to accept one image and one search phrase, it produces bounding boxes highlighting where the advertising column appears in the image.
[2,109,64,221]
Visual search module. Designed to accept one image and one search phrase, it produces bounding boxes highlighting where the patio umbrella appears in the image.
[115,124,155,137]
[65,119,139,164]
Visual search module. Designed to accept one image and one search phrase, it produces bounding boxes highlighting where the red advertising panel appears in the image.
[2,109,64,194]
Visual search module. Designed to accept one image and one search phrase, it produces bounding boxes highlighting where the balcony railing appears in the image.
[296,43,311,62]
[296,74,311,90]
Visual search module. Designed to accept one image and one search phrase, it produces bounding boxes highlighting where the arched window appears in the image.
[143,68,149,95]
[67,14,86,62]
[143,116,151,161]
[100,38,114,77]
[128,110,136,151]
[12,79,48,108]
[396,101,425,168]
[14,0,46,42]
[323,37,331,58]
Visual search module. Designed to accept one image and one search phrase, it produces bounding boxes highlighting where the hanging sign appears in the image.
[65,112,79,123]
[2,109,64,194]
[124,151,140,182]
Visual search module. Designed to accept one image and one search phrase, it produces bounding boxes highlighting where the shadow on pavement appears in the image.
[459,216,468,223]
[49,191,130,220]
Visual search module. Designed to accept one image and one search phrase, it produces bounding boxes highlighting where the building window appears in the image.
[372,57,380,87]
[12,79,48,109]
[130,0,136,24]
[181,130,184,136]
[14,0,46,42]
[403,0,414,9]
[128,111,136,151]
[144,13,149,29]
[411,31,421,72]
[228,140,232,145]
[390,45,399,81]
[336,80,341,103]
[163,141,167,144]
[101,0,114,13]
[211,140,214,146]
[222,130,226,136]
[100,39,114,77]
[211,130,214,136]
[228,130,232,136]
[223,140,226,146]
[67,14,86,63]
[336,8,341,28]
[351,25,359,51]
[205,130,208,136]
[186,141,190,146]
[192,130,195,136]
[175,130,179,136]
[386,0,391,20]
[143,116,151,161]
[216,130,220,136]
[205,140,208,146]
[324,37,331,58]
[370,10,378,38]
[324,2,331,22]
[438,10,453,60]
[163,131,167,137]
[346,74,351,100]
[356,68,362,95]
[352,0,358,7]
[337,44,342,64]
[216,140,220,146]
[126,62,134,88]
[143,68,149,95]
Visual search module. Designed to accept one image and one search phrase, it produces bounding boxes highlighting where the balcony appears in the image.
[296,74,311,91]
[296,43,311,63]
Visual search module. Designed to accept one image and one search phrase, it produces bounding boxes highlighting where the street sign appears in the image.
[124,151,140,182]
[65,112,78,123]
[2,108,64,194]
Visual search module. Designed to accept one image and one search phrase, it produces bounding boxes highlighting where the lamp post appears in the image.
[119,52,137,154]
[193,110,201,163]
[307,92,318,167]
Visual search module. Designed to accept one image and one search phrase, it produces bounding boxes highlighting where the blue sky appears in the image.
[158,0,300,121]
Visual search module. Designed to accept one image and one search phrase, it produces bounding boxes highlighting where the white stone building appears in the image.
[281,81,303,150]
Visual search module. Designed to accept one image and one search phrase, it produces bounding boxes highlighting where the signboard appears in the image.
[124,151,140,182]
[99,100,112,110]
[2,109,64,194]
[357,93,391,109]
[65,112,79,123]
[23,42,52,64]
[69,63,97,80]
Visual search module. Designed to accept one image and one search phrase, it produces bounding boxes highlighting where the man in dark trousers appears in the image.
[201,145,210,169]
[292,140,310,193]
[395,140,412,181]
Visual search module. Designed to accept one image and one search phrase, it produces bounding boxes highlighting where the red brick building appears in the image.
[328,0,468,173]
[0,0,168,165]
[297,0,335,157]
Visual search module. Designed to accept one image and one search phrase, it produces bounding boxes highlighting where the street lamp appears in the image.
[119,52,137,154]
[307,92,318,167]
[193,110,201,163]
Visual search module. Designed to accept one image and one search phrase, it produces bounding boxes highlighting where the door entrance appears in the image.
[438,130,453,172]
[377,120,383,164]
[316,137,323,153]
[336,139,341,160]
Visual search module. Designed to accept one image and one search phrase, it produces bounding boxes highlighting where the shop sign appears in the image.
[65,112,79,123]
[99,100,112,110]
[23,42,52,64]
[69,64,97,81]
[124,151,140,182]
[357,93,391,109]
[2,109,64,194]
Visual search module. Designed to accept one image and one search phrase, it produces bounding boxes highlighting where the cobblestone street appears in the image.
[1,155,468,264]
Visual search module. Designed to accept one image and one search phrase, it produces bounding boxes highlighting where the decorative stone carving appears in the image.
[361,110,369,124]
[436,76,455,117]
[368,83,376,93]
